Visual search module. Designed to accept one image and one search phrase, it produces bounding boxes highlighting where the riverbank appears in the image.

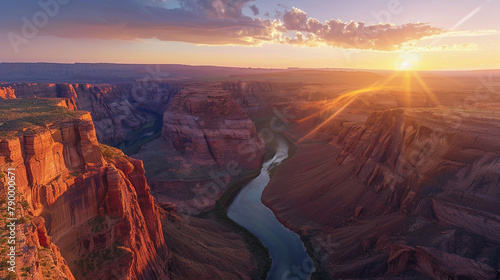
[207,135,280,279]
[213,170,272,280]
[262,140,333,280]
[195,132,317,280]
[263,134,326,280]
[187,168,271,279]
[227,134,315,280]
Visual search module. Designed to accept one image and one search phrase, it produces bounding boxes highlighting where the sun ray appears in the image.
[296,112,320,123]
[298,95,358,142]
[411,72,441,106]
[297,71,400,143]
[404,71,412,107]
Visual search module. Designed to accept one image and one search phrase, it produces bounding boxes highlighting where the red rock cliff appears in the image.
[162,84,265,170]
[0,99,170,280]
[263,107,500,279]
[0,82,181,145]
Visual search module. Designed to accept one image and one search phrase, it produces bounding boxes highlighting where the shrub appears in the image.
[99,144,125,159]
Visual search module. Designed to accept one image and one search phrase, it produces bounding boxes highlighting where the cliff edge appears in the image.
[0,99,170,280]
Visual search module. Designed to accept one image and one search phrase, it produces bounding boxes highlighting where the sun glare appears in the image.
[396,54,421,71]
[399,61,413,71]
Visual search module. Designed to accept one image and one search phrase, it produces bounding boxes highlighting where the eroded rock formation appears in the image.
[0,82,181,145]
[263,107,500,279]
[135,85,267,213]
[0,100,170,280]
[162,84,265,170]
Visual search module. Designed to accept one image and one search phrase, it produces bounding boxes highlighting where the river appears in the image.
[227,135,314,280]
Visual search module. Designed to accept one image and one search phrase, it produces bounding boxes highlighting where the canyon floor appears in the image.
[1,65,500,279]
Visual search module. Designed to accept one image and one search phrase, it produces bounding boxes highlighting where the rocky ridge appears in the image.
[162,84,265,169]
[134,84,266,214]
[0,82,181,145]
[0,99,170,280]
[263,107,500,279]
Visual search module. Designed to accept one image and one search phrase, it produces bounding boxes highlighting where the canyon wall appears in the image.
[330,108,500,223]
[263,107,500,279]
[134,84,266,213]
[1,82,272,215]
[162,84,265,169]
[0,82,182,145]
[0,100,170,280]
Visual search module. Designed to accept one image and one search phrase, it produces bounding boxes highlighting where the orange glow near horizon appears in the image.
[297,72,400,142]
[1,36,499,71]
[411,72,441,106]
[295,67,452,142]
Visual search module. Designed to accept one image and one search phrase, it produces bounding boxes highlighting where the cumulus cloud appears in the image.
[1,1,444,50]
[281,7,443,51]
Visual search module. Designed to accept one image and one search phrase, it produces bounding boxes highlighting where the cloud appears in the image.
[178,0,253,18]
[281,7,443,51]
[2,0,277,46]
[404,43,479,52]
[432,29,500,38]
[249,4,259,16]
[1,1,444,51]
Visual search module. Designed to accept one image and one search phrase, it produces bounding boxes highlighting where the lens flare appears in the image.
[399,61,412,71]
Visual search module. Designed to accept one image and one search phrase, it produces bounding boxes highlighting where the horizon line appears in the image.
[1,62,499,72]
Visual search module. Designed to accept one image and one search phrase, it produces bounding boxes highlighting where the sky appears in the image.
[0,0,499,70]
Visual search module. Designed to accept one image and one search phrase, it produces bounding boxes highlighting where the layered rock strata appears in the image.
[0,82,181,144]
[263,107,500,279]
[0,99,170,280]
[138,85,266,213]
[162,85,265,170]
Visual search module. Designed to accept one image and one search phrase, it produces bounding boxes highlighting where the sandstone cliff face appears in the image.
[0,101,170,280]
[387,244,498,280]
[0,82,181,145]
[263,107,500,279]
[131,85,267,214]
[334,108,500,221]
[162,85,265,170]
[222,81,296,118]
[0,202,75,280]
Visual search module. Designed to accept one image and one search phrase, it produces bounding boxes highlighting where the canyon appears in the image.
[0,99,170,279]
[136,84,266,213]
[259,73,500,279]
[1,66,500,280]
[0,98,260,280]
[264,107,500,279]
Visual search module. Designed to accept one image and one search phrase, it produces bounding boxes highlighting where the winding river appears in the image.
[228,136,314,280]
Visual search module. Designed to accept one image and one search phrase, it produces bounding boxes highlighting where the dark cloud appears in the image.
[273,9,284,19]
[249,4,259,16]
[3,0,276,45]
[178,0,253,18]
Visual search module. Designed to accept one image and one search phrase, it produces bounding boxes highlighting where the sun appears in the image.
[396,54,421,71]
[398,61,413,71]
